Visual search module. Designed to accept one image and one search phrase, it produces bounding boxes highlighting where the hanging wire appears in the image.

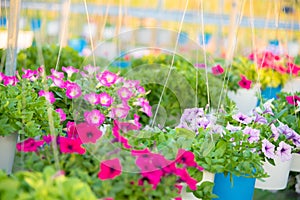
[83,0,96,67]
[151,0,189,127]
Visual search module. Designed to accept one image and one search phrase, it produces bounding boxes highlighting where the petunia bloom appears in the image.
[76,122,102,144]
[175,149,198,168]
[276,141,292,162]
[55,108,66,122]
[139,170,163,189]
[38,90,56,104]
[84,93,100,105]
[286,95,300,106]
[226,123,242,132]
[111,106,130,119]
[98,92,113,107]
[112,121,132,149]
[22,69,39,81]
[84,110,105,127]
[16,138,44,152]
[117,87,133,101]
[238,75,252,89]
[62,66,79,78]
[48,75,66,88]
[243,126,260,143]
[51,69,64,79]
[59,137,86,154]
[98,158,122,180]
[3,76,19,86]
[262,139,275,159]
[97,71,118,87]
[211,64,224,75]
[134,98,152,117]
[65,83,82,99]
[232,112,253,124]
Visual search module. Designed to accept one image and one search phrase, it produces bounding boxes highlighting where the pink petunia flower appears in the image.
[211,64,224,75]
[62,66,79,78]
[48,75,66,88]
[139,170,163,189]
[51,69,64,79]
[22,69,39,81]
[38,90,56,104]
[286,95,300,106]
[176,149,198,168]
[76,122,103,144]
[43,135,54,144]
[66,121,79,139]
[59,137,86,154]
[3,76,19,86]
[84,110,105,126]
[112,121,132,149]
[111,106,130,119]
[55,108,66,122]
[117,87,133,101]
[97,71,118,87]
[134,98,152,117]
[238,75,252,89]
[98,92,113,107]
[98,158,122,180]
[65,83,82,99]
[276,141,292,162]
[174,168,198,191]
[84,93,100,105]
[16,138,44,152]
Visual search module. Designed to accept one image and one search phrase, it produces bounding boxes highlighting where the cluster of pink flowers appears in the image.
[249,51,300,76]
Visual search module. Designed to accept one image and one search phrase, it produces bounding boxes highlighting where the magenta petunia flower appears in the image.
[276,141,292,162]
[175,149,198,167]
[286,95,300,106]
[3,76,18,86]
[55,108,66,122]
[59,137,86,154]
[43,135,54,144]
[112,121,132,149]
[98,92,113,107]
[51,69,64,79]
[174,168,198,191]
[139,170,163,189]
[232,112,253,124]
[22,69,39,81]
[117,87,133,101]
[76,122,102,144]
[84,93,100,105]
[38,90,56,104]
[238,75,252,89]
[66,121,79,139]
[98,158,122,180]
[136,156,156,173]
[0,72,5,82]
[97,70,118,87]
[84,110,105,126]
[262,139,275,159]
[48,75,66,88]
[62,66,79,78]
[243,126,260,143]
[16,138,44,152]
[211,64,224,75]
[134,98,152,117]
[111,106,130,119]
[65,83,82,99]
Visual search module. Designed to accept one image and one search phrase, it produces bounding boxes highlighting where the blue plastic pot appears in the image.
[0,16,7,27]
[257,85,282,106]
[212,173,256,200]
[68,38,87,53]
[31,18,42,31]
[111,61,131,68]
[198,33,212,45]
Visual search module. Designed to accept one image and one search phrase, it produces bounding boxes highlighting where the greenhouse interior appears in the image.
[0,0,300,199]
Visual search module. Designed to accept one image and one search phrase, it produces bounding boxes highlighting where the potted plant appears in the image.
[0,69,61,174]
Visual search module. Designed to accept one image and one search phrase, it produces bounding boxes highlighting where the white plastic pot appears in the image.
[255,155,292,190]
[290,153,300,172]
[0,133,18,174]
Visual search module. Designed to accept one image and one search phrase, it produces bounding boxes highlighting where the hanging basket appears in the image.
[290,153,300,172]
[0,133,18,174]
[255,155,292,190]
[212,173,256,200]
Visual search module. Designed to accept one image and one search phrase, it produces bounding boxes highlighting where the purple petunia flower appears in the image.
[270,124,280,141]
[232,112,253,124]
[243,126,260,143]
[226,123,242,132]
[262,139,275,159]
[253,111,268,124]
[277,121,294,140]
[276,141,292,162]
[262,99,274,115]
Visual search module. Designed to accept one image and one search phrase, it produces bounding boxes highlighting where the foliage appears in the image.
[0,167,97,200]
[109,54,227,127]
[0,72,61,137]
